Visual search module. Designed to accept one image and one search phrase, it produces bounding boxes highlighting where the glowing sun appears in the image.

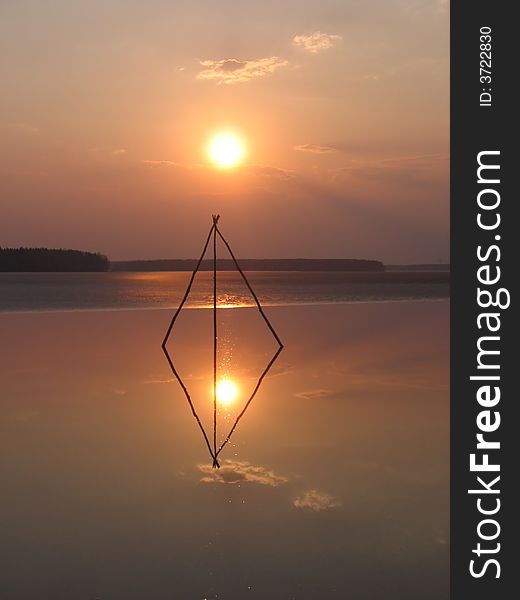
[216,378,239,406]
[208,133,245,168]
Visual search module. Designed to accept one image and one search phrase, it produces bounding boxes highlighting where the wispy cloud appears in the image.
[87,147,128,158]
[198,460,288,486]
[197,57,288,84]
[245,164,295,179]
[142,377,176,385]
[142,159,179,167]
[111,388,127,396]
[141,159,294,180]
[336,153,448,183]
[293,489,342,511]
[294,389,334,400]
[141,159,203,170]
[377,153,448,166]
[294,144,334,154]
[8,122,39,135]
[293,32,342,53]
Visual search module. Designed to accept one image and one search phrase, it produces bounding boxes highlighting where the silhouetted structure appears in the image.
[0,247,109,272]
[162,215,283,468]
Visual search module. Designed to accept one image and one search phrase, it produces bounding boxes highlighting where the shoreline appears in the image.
[0,297,450,316]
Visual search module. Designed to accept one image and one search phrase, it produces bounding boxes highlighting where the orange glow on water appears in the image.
[216,378,239,406]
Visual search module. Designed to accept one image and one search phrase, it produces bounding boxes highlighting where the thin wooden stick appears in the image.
[162,343,215,460]
[216,226,283,348]
[216,345,283,457]
[162,223,215,347]
[162,220,218,466]
[212,215,219,466]
[214,222,283,457]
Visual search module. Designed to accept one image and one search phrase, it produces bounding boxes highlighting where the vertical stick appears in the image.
[212,216,218,464]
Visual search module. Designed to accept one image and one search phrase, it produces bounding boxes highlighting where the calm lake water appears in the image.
[0,300,449,599]
[0,271,449,312]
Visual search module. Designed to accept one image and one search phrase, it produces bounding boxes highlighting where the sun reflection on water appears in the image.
[216,377,239,407]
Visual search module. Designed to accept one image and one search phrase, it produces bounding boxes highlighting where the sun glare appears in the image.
[216,378,239,406]
[208,133,245,168]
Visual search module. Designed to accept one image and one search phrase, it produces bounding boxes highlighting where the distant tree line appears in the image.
[112,258,385,272]
[0,247,109,272]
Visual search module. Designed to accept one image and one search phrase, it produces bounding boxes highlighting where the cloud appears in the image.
[8,122,39,135]
[198,460,288,486]
[336,153,446,173]
[245,164,295,179]
[264,362,295,377]
[141,159,203,169]
[142,159,179,167]
[293,489,342,512]
[336,153,448,186]
[142,377,176,385]
[238,362,295,379]
[293,32,342,53]
[87,147,128,158]
[294,144,334,154]
[294,389,333,400]
[141,159,294,180]
[197,57,288,84]
[111,388,127,396]
[377,153,448,166]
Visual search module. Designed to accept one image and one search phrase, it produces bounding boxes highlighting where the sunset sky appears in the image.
[0,0,449,263]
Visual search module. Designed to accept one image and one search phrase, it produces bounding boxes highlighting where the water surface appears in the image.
[0,301,449,599]
[0,271,449,312]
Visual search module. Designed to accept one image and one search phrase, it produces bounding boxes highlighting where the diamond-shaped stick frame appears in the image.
[161,215,283,468]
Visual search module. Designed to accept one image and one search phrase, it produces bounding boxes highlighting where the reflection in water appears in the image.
[0,302,449,599]
[198,459,288,486]
[215,293,250,309]
[0,271,450,313]
[293,489,342,512]
[162,263,284,469]
[216,377,239,407]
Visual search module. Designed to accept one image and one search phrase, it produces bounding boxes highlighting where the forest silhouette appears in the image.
[0,248,109,272]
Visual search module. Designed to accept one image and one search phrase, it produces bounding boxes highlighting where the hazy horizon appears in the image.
[111,256,448,265]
